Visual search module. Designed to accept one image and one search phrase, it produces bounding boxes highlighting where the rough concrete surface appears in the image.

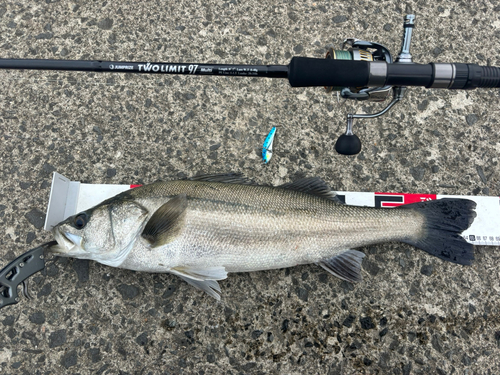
[0,0,500,374]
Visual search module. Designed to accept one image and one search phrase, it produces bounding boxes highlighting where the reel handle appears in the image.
[335,115,361,155]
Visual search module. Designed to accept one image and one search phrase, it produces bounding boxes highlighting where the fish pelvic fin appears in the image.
[399,198,477,265]
[141,194,187,247]
[318,249,365,283]
[170,266,228,301]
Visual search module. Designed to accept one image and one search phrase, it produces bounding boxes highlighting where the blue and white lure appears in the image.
[262,127,277,163]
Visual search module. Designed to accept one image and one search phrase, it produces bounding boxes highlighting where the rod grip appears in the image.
[450,64,500,89]
[288,57,370,87]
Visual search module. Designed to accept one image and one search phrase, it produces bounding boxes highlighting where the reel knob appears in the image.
[335,133,362,155]
[335,114,362,155]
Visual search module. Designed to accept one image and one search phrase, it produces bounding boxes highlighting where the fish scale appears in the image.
[130,181,418,268]
[50,176,477,300]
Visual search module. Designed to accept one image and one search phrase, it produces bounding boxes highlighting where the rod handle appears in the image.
[288,57,370,87]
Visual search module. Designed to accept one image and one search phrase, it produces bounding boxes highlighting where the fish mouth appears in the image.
[51,230,83,254]
[64,232,83,247]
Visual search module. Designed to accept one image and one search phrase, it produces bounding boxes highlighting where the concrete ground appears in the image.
[1,0,500,374]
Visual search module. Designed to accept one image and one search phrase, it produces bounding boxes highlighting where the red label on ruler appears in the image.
[374,192,437,207]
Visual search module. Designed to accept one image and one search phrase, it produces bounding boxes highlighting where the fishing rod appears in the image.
[1,14,499,155]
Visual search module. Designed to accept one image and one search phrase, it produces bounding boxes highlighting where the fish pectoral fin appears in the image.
[171,266,228,301]
[141,194,188,247]
[318,249,365,283]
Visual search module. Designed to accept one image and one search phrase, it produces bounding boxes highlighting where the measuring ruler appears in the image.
[44,173,500,246]
[335,192,500,246]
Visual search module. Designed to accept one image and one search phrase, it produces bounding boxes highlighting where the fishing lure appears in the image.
[262,127,277,163]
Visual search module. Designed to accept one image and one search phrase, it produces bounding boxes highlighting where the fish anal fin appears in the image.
[279,177,341,203]
[318,249,365,283]
[171,266,228,300]
[141,194,188,247]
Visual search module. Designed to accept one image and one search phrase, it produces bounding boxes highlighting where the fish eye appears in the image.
[73,213,88,230]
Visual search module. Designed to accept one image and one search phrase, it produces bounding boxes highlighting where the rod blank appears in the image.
[0,58,289,79]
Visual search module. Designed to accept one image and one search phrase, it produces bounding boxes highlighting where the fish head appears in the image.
[51,198,149,266]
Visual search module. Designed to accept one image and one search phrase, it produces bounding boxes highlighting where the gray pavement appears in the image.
[1,0,500,374]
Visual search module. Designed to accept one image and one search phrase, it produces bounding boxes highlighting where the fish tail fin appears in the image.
[399,198,477,265]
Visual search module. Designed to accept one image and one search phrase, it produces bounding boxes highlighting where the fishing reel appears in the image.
[327,15,415,155]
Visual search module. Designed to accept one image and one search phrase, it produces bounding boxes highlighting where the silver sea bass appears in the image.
[50,174,477,300]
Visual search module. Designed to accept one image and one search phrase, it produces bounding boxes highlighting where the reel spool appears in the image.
[325,39,393,101]
[327,15,414,155]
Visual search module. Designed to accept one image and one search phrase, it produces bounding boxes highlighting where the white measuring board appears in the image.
[44,173,134,230]
[44,173,500,246]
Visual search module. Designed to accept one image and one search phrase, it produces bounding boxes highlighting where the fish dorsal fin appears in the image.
[170,266,228,300]
[189,173,257,185]
[141,194,188,247]
[318,249,365,283]
[279,177,341,202]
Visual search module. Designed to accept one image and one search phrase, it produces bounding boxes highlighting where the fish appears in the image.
[50,174,477,300]
[262,127,277,163]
